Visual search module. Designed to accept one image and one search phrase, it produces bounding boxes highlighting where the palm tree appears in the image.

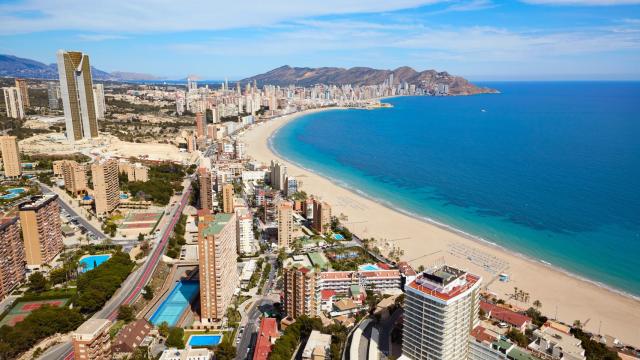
[573,320,582,329]
[533,300,542,309]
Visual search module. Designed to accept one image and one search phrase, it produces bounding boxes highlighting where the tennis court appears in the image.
[0,298,69,327]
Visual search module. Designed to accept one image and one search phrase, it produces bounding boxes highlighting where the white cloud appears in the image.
[0,0,445,35]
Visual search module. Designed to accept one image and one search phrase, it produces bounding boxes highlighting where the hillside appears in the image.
[242,65,496,95]
[0,54,160,81]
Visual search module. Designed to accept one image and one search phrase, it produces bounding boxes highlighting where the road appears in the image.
[39,184,192,360]
[39,182,106,241]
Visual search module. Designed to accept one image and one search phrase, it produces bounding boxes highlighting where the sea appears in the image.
[271,82,640,298]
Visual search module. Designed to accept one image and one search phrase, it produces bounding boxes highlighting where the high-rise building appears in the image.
[195,112,205,138]
[198,213,239,323]
[56,50,99,142]
[72,318,112,360]
[235,141,246,160]
[14,79,29,107]
[2,87,24,119]
[47,81,61,109]
[285,176,297,197]
[402,265,482,360]
[222,183,235,213]
[61,160,87,195]
[312,200,331,234]
[19,195,63,266]
[283,264,317,319]
[187,77,197,92]
[198,168,213,211]
[277,201,294,249]
[269,160,287,191]
[0,135,21,178]
[236,209,255,255]
[92,83,106,119]
[0,217,25,299]
[91,158,120,216]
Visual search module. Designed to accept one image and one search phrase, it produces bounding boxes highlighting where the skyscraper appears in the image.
[72,318,112,360]
[0,217,25,300]
[0,136,21,178]
[198,213,239,323]
[19,195,63,267]
[61,160,88,195]
[2,87,24,119]
[236,209,255,255]
[198,168,213,211]
[270,160,287,191]
[195,112,205,137]
[402,265,482,360]
[91,158,120,216]
[14,79,29,107]
[277,201,293,249]
[93,83,106,119]
[56,50,99,142]
[222,183,235,213]
[283,264,317,319]
[312,200,331,234]
[47,81,61,109]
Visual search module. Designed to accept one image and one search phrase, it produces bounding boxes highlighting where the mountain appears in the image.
[0,54,161,81]
[241,65,496,95]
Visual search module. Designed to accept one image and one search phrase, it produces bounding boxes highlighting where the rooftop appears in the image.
[409,265,481,302]
[18,194,58,211]
[480,301,532,328]
[72,318,110,341]
[302,331,332,359]
[201,213,234,237]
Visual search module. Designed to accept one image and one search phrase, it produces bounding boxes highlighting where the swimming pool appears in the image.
[149,280,199,327]
[188,334,223,347]
[79,254,112,272]
[119,193,129,199]
[358,264,381,271]
[333,233,345,241]
[0,188,26,200]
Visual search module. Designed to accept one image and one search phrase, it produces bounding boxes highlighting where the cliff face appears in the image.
[242,65,497,95]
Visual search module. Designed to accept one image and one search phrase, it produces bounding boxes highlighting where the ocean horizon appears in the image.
[271,81,640,298]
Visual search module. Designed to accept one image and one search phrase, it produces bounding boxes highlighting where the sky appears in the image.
[1,0,639,80]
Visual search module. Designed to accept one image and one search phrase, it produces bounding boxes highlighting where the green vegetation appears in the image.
[215,339,237,360]
[166,214,186,258]
[120,163,186,205]
[258,263,272,290]
[326,247,376,271]
[289,191,308,201]
[117,305,135,323]
[246,258,265,289]
[571,328,621,360]
[27,272,48,293]
[166,327,185,349]
[107,98,163,114]
[505,328,529,348]
[525,307,548,327]
[330,217,353,241]
[0,116,53,140]
[21,153,91,170]
[0,306,84,359]
[142,285,154,301]
[76,251,134,314]
[158,321,170,337]
[269,316,324,360]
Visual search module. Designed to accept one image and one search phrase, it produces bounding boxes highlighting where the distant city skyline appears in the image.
[1,0,640,80]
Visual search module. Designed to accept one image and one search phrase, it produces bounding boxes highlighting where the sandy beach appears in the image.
[240,108,640,346]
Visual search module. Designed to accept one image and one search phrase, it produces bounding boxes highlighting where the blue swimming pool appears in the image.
[149,280,199,327]
[188,334,223,347]
[120,193,129,199]
[333,233,345,241]
[0,188,26,200]
[79,254,112,272]
[358,264,381,271]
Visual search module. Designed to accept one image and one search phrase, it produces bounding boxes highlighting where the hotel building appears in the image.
[56,50,99,142]
[318,269,402,295]
[14,79,29,107]
[402,265,482,360]
[0,135,21,178]
[269,160,287,191]
[283,264,317,319]
[91,158,120,216]
[61,160,88,195]
[222,183,234,213]
[72,318,112,360]
[0,217,25,299]
[198,168,213,211]
[198,213,239,323]
[19,195,63,267]
[2,87,24,119]
[236,209,255,255]
[312,200,332,234]
[277,201,294,249]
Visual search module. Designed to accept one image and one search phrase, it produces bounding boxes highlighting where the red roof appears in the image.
[377,262,392,270]
[253,318,279,360]
[480,301,532,328]
[409,273,480,301]
[320,289,336,301]
[397,261,417,276]
[470,325,496,343]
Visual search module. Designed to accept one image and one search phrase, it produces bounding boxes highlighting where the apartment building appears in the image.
[277,201,294,249]
[61,160,88,195]
[312,199,331,234]
[2,87,24,119]
[222,183,234,213]
[236,209,255,255]
[318,269,402,295]
[72,318,112,360]
[19,195,63,267]
[283,264,317,319]
[14,79,29,107]
[198,168,213,211]
[0,217,25,299]
[91,158,120,216]
[0,135,21,178]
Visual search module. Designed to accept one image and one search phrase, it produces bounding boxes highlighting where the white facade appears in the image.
[93,83,106,119]
[2,87,24,119]
[402,266,482,360]
[236,209,256,255]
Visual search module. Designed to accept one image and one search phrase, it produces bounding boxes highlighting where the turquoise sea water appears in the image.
[272,82,640,297]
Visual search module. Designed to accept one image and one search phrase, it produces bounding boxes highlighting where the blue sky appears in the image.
[1,0,639,80]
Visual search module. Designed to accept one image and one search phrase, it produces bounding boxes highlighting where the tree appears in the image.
[505,328,528,348]
[158,322,170,337]
[130,346,150,360]
[138,233,145,242]
[142,285,154,301]
[573,319,583,329]
[49,268,68,285]
[215,340,237,360]
[533,299,542,309]
[166,327,185,349]
[117,305,135,322]
[28,272,48,293]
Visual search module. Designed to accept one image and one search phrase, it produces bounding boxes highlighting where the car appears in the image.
[498,322,509,329]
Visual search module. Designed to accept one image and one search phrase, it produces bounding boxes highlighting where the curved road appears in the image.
[40,185,192,360]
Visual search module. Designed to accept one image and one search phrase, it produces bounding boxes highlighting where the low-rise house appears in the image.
[330,298,362,318]
[253,318,280,360]
[319,289,336,313]
[480,301,532,332]
[113,319,153,354]
[302,330,332,360]
[528,325,586,360]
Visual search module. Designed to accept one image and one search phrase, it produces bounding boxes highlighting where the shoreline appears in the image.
[241,107,640,346]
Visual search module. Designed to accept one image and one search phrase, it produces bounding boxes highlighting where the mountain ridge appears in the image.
[241,65,496,95]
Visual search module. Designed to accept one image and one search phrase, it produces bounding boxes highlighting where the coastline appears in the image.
[240,107,640,346]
